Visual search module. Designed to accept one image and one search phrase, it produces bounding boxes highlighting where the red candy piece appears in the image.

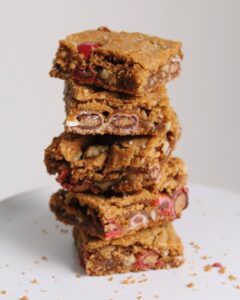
[152,194,175,217]
[73,67,97,84]
[155,260,166,268]
[77,42,100,61]
[212,262,223,268]
[130,213,148,229]
[104,220,122,239]
[56,166,71,189]
[136,251,159,270]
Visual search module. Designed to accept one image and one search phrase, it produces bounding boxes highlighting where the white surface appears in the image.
[0,184,240,300]
[0,0,240,200]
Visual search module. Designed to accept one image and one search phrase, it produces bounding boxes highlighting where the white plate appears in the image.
[0,184,240,300]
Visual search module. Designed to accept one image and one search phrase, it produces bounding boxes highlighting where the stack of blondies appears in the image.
[44,27,189,276]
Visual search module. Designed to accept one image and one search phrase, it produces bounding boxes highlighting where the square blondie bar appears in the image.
[64,81,177,136]
[50,27,183,95]
[73,223,184,275]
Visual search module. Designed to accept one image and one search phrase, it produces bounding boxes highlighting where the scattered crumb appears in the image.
[0,290,6,295]
[189,273,197,277]
[76,273,81,278]
[204,264,212,272]
[55,224,59,228]
[30,278,39,284]
[221,282,226,285]
[34,260,39,264]
[212,262,224,268]
[235,285,240,289]
[41,229,48,234]
[108,276,113,282]
[19,297,29,300]
[138,278,148,283]
[21,272,25,275]
[200,256,209,260]
[60,229,68,234]
[5,264,9,268]
[154,295,159,298]
[41,256,48,261]
[218,267,226,275]
[137,296,142,300]
[121,278,135,285]
[190,242,201,250]
[114,290,118,293]
[228,275,237,281]
[186,282,194,288]
[40,289,47,293]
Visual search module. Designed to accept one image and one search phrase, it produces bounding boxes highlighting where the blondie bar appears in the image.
[44,126,180,194]
[73,223,184,275]
[65,81,177,135]
[50,27,183,95]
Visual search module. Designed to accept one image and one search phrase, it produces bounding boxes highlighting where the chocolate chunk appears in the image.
[109,113,138,130]
[76,112,103,130]
[174,190,189,216]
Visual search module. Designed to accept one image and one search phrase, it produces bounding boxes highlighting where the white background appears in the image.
[0,0,239,199]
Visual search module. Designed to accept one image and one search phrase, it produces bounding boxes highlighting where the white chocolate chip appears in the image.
[150,210,158,221]
[65,119,79,127]
[165,121,171,132]
[162,250,169,257]
[84,145,109,158]
[123,254,136,267]
[171,55,181,63]
[162,141,170,155]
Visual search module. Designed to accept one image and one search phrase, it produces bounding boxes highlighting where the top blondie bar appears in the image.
[50,27,183,95]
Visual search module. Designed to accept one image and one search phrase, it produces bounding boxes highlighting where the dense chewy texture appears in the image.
[49,157,188,239]
[64,81,177,136]
[44,117,180,194]
[50,27,183,95]
[73,223,184,275]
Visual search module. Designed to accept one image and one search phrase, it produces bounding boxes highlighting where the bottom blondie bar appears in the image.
[73,223,183,276]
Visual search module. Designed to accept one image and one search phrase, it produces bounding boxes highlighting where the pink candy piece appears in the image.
[152,194,175,217]
[77,42,100,61]
[130,213,148,229]
[104,220,122,239]
[155,260,166,268]
[136,251,159,270]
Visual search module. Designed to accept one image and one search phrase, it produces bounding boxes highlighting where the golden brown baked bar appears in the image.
[64,81,177,136]
[73,223,184,275]
[50,27,183,96]
[44,123,180,194]
[49,157,188,239]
